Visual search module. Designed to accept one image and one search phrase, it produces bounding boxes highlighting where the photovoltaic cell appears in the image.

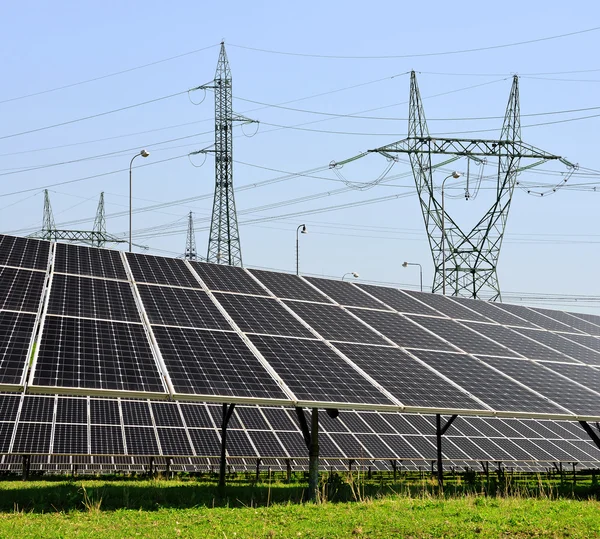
[48,274,140,322]
[226,430,257,457]
[540,363,600,396]
[53,424,87,454]
[510,328,600,364]
[20,396,55,423]
[249,269,331,303]
[0,423,14,453]
[179,404,214,428]
[447,296,537,327]
[380,414,419,435]
[124,426,159,455]
[151,402,184,427]
[333,343,481,410]
[283,301,387,345]
[558,334,600,364]
[157,428,193,456]
[403,436,436,459]
[153,327,287,399]
[190,262,266,296]
[354,284,436,315]
[0,235,49,270]
[12,422,51,453]
[492,303,580,333]
[34,317,165,393]
[0,311,36,385]
[235,407,269,430]
[354,433,396,458]
[0,267,45,313]
[137,285,230,329]
[463,322,569,362]
[379,435,423,459]
[402,290,488,321]
[54,243,127,280]
[261,408,298,431]
[247,430,286,457]
[409,316,515,357]
[90,399,120,425]
[208,405,242,429]
[121,401,152,426]
[276,431,307,457]
[188,429,221,456]
[56,397,87,424]
[410,350,564,414]
[126,253,199,288]
[214,293,313,338]
[319,433,346,458]
[357,412,397,434]
[0,395,21,422]
[329,433,371,458]
[249,335,393,405]
[91,425,124,454]
[478,356,600,416]
[529,307,600,336]
[566,312,600,335]
[338,412,374,433]
[303,277,385,309]
[349,309,454,351]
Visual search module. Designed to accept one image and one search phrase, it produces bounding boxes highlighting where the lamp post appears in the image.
[342,272,359,281]
[296,224,307,275]
[440,171,461,295]
[129,149,150,252]
[402,262,423,292]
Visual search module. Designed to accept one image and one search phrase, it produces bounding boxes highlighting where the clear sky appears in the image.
[1,1,599,313]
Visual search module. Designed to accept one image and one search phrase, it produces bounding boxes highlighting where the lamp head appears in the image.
[301,224,307,234]
[140,149,150,158]
[351,272,359,278]
[451,171,461,178]
[402,261,408,268]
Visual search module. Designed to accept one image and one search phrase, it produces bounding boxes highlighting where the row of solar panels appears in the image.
[0,393,598,465]
[2,234,600,421]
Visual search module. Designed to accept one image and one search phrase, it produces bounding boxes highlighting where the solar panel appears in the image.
[529,307,600,336]
[179,403,214,428]
[236,407,270,430]
[54,243,127,280]
[157,428,193,456]
[0,311,36,386]
[329,433,371,458]
[478,356,600,416]
[33,317,165,393]
[463,322,570,362]
[187,428,221,457]
[353,433,396,459]
[53,424,88,454]
[0,394,21,422]
[303,277,385,309]
[540,363,600,396]
[48,274,140,322]
[509,328,600,364]
[0,423,15,453]
[349,309,454,351]
[122,401,153,426]
[409,316,516,357]
[354,284,436,315]
[247,431,287,457]
[283,301,387,344]
[276,431,307,457]
[357,412,397,434]
[214,293,314,338]
[137,285,230,330]
[249,335,393,405]
[124,426,159,455]
[564,312,600,335]
[56,397,87,424]
[446,296,537,327]
[557,333,600,363]
[402,290,488,321]
[152,402,184,427]
[410,350,565,414]
[126,253,199,288]
[207,404,242,429]
[226,430,258,457]
[152,327,288,399]
[261,408,298,431]
[403,436,436,459]
[12,422,52,453]
[90,399,120,425]
[0,235,50,270]
[332,343,482,410]
[91,425,124,454]
[248,269,332,302]
[190,262,266,296]
[338,412,374,433]
[19,395,55,422]
[492,303,582,333]
[0,267,46,313]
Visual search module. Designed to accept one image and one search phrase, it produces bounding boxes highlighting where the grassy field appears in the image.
[0,473,599,538]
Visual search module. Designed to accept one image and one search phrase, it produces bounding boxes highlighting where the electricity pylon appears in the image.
[184,211,198,261]
[369,72,576,301]
[193,42,257,266]
[30,190,130,248]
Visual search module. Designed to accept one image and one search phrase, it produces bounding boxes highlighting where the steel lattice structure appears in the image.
[369,72,576,301]
[184,211,198,261]
[197,43,256,267]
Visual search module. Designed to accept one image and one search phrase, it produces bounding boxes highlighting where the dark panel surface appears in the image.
[126,253,199,288]
[249,269,331,302]
[333,343,481,410]
[12,422,52,453]
[329,433,371,458]
[379,435,423,459]
[20,396,55,423]
[448,296,537,327]
[138,285,230,329]
[0,311,36,385]
[275,431,307,457]
[190,262,266,295]
[157,428,193,456]
[0,422,14,453]
[492,303,580,333]
[354,433,396,458]
[357,412,397,434]
[124,427,159,455]
[355,284,436,315]
[540,363,600,396]
[261,408,297,431]
[56,398,87,424]
[153,327,287,399]
[530,307,600,336]
[0,394,21,422]
[54,243,127,280]
[410,316,515,357]
[188,428,221,456]
[121,401,153,426]
[304,277,385,309]
[350,309,454,351]
[284,301,387,344]
[35,317,164,393]
[249,335,393,405]
[236,407,269,430]
[479,356,600,416]
[48,274,140,322]
[152,402,184,428]
[53,424,88,454]
[226,430,257,457]
[91,425,124,454]
[179,404,214,429]
[411,350,565,414]
[0,267,45,313]
[0,235,49,270]
[247,430,287,457]
[214,293,313,338]
[90,399,120,425]
[402,290,488,321]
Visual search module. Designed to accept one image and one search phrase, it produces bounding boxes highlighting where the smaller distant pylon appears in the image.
[184,211,197,261]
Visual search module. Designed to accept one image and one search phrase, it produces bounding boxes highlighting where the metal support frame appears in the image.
[369,71,576,300]
[435,413,458,490]
[219,403,236,490]
[579,421,600,450]
[295,407,320,502]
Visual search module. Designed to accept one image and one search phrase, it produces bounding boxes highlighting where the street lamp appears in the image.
[129,149,150,252]
[342,272,359,281]
[441,171,461,295]
[402,261,423,292]
[296,224,307,275]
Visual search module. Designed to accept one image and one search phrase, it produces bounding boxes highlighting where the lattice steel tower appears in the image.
[184,211,197,261]
[197,42,256,266]
[370,72,575,301]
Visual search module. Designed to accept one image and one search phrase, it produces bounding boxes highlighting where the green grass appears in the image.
[0,474,599,538]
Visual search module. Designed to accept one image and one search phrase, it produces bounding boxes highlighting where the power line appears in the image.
[228,27,600,59]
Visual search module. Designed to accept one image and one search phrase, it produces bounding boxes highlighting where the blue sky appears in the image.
[1,1,599,312]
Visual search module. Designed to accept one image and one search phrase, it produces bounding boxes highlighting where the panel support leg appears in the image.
[219,403,236,492]
[308,408,319,503]
[435,414,457,492]
[391,460,397,482]
[286,459,292,483]
[255,458,261,482]
[22,455,30,481]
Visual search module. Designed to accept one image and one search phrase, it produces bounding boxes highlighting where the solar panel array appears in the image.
[3,234,600,465]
